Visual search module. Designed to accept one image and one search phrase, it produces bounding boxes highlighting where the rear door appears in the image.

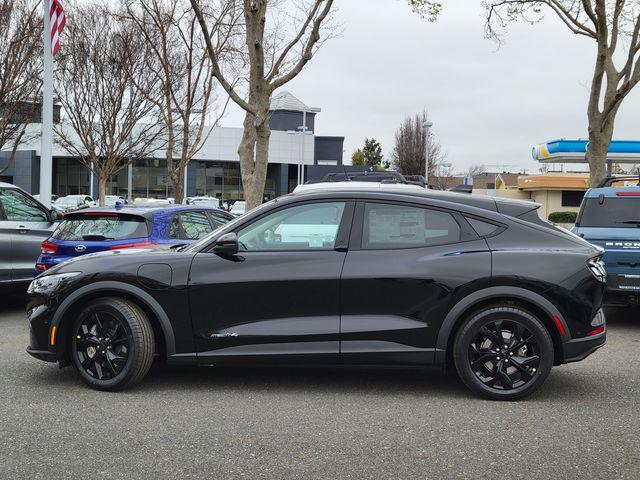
[340,200,491,365]
[0,187,55,281]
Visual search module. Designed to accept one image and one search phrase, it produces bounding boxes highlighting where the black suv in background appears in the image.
[27,187,606,400]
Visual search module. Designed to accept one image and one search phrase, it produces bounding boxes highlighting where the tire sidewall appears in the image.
[454,307,554,400]
[70,300,138,390]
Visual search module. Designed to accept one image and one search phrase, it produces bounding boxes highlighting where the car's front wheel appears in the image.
[70,297,155,391]
[453,305,554,400]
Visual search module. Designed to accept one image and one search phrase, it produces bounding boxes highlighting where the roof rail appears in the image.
[596,175,640,188]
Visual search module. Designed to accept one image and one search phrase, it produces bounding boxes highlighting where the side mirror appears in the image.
[212,232,239,256]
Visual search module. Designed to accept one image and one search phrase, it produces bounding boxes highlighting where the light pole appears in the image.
[294,106,321,186]
[423,121,433,186]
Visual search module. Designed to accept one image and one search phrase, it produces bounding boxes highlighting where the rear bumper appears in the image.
[563,330,606,363]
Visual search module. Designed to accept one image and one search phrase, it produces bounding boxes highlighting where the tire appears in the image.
[70,297,155,391]
[453,305,554,401]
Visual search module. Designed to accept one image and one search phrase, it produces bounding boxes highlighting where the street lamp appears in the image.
[423,121,433,186]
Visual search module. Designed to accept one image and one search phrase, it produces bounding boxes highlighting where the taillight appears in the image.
[587,326,605,336]
[587,257,607,283]
[41,240,58,255]
[35,263,48,271]
[107,241,155,250]
[615,191,640,197]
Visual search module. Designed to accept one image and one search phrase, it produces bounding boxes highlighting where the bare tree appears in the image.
[391,110,444,177]
[484,1,640,187]
[54,1,165,206]
[465,164,486,177]
[125,0,237,204]
[0,0,41,174]
[190,0,337,211]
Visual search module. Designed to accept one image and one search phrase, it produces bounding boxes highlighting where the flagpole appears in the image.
[40,0,54,209]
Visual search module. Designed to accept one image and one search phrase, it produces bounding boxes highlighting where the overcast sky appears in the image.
[221,0,640,174]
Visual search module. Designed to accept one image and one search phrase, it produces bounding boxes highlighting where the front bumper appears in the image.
[26,301,59,363]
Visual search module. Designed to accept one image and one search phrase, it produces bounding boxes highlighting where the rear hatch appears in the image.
[573,191,640,292]
[49,211,152,258]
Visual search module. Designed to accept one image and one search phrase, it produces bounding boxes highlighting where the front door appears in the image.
[340,200,491,365]
[188,200,354,364]
[0,188,55,282]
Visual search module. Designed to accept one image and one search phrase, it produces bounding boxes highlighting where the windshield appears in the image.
[579,197,640,228]
[53,214,149,241]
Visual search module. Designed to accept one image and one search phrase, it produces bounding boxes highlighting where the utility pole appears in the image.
[423,121,433,186]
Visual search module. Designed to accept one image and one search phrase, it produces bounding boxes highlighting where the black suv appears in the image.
[27,187,606,400]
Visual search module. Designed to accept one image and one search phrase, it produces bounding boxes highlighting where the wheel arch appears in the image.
[436,287,567,367]
[52,281,176,362]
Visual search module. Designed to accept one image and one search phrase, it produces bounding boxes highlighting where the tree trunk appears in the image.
[171,168,185,205]
[249,120,271,210]
[98,175,107,207]
[238,112,257,210]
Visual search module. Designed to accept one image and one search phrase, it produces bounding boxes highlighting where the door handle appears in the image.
[16,226,30,233]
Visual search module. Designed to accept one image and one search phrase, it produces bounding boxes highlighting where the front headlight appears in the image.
[587,257,607,283]
[27,272,81,294]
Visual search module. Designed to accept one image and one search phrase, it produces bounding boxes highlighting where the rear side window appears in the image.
[579,198,640,228]
[363,203,461,249]
[169,211,213,240]
[466,217,501,237]
[53,214,149,240]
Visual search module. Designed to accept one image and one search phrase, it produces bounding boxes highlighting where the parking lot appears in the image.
[0,297,638,480]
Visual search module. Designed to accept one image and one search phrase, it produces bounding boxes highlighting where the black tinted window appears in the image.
[579,198,640,228]
[363,203,461,249]
[53,214,148,240]
[466,217,500,237]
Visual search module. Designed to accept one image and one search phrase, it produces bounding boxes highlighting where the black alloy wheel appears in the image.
[70,298,155,391]
[454,306,554,400]
[73,311,130,381]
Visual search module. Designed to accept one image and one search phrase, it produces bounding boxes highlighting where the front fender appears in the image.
[51,281,177,358]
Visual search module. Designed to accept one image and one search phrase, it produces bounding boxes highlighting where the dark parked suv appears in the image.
[27,187,606,400]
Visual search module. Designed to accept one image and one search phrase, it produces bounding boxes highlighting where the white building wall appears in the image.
[18,123,315,165]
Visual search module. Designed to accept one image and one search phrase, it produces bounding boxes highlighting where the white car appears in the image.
[230,201,246,216]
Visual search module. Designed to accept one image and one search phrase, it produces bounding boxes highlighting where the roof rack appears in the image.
[596,175,640,188]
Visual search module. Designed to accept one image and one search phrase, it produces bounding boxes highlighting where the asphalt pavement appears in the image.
[1,297,639,479]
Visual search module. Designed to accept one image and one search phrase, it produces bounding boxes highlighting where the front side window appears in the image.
[169,211,213,240]
[0,188,48,222]
[363,203,461,249]
[237,202,346,251]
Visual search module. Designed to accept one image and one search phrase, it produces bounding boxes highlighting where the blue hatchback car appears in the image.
[572,183,640,307]
[36,205,235,272]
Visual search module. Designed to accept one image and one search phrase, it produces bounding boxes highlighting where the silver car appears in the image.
[0,182,60,285]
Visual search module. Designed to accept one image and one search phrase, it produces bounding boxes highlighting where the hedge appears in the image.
[548,211,577,224]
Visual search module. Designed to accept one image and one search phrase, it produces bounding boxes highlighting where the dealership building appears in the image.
[0,91,345,201]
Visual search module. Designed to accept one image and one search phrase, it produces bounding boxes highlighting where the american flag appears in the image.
[49,0,66,56]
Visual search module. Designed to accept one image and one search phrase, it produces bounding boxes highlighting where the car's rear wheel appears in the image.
[453,305,554,400]
[70,297,154,391]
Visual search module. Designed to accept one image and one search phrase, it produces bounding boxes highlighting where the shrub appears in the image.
[548,211,577,224]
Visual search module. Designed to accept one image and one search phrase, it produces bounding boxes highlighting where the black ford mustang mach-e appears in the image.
[26,186,607,400]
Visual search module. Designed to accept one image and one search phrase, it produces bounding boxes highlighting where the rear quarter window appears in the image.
[53,214,149,240]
